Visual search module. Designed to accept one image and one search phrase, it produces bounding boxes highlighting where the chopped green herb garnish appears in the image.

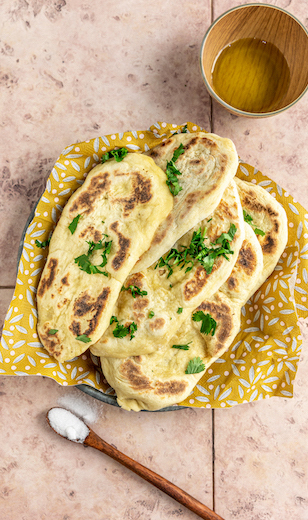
[243,210,265,237]
[148,311,155,319]
[165,143,185,196]
[155,224,236,277]
[185,357,205,374]
[121,285,148,298]
[177,307,183,314]
[75,236,112,276]
[254,227,266,236]
[243,210,253,224]
[181,124,188,133]
[48,329,58,335]
[110,315,118,325]
[76,334,91,343]
[102,148,128,163]
[68,214,81,234]
[35,238,51,249]
[192,310,217,336]
[172,342,192,350]
[112,321,138,340]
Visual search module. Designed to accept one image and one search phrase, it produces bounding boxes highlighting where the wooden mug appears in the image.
[200,3,308,117]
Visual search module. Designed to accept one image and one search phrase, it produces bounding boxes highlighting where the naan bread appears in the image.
[132,132,239,273]
[91,180,245,358]
[235,177,288,291]
[101,223,264,411]
[37,153,173,362]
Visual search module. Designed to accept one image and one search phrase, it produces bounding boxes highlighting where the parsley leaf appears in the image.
[243,210,265,237]
[102,148,128,163]
[35,238,51,249]
[112,321,138,340]
[48,329,58,335]
[121,285,148,298]
[185,357,205,374]
[76,334,91,343]
[243,210,253,225]
[155,224,236,277]
[172,342,192,350]
[75,236,112,276]
[110,315,118,325]
[166,143,185,196]
[177,307,183,314]
[148,311,155,319]
[254,227,265,236]
[192,310,217,336]
[68,214,81,234]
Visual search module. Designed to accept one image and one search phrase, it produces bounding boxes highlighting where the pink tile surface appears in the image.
[0,0,211,285]
[0,376,213,520]
[1,0,308,518]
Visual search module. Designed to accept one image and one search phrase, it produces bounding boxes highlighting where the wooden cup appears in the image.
[200,3,308,117]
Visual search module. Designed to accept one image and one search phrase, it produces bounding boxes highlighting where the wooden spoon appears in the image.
[47,407,224,520]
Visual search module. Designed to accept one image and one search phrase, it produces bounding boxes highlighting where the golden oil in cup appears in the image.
[211,37,291,113]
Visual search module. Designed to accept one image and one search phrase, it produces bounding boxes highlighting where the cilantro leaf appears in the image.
[148,311,155,319]
[68,214,81,234]
[129,322,137,340]
[254,228,265,236]
[110,315,118,325]
[112,323,130,338]
[48,329,58,335]
[177,307,183,314]
[243,210,265,236]
[181,124,188,133]
[165,144,185,196]
[185,357,205,374]
[192,310,217,336]
[112,321,138,340]
[243,210,253,224]
[76,334,91,343]
[102,148,128,163]
[35,238,51,249]
[155,224,236,277]
[172,342,192,350]
[121,285,148,298]
[75,237,112,276]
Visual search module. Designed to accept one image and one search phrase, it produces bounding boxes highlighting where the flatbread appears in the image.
[132,132,239,273]
[235,177,288,292]
[37,153,173,362]
[101,223,264,411]
[91,180,245,358]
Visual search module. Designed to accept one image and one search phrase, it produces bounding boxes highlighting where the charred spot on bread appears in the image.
[79,225,102,243]
[69,172,111,215]
[112,172,153,218]
[120,360,153,391]
[237,240,257,276]
[110,221,131,271]
[155,380,187,396]
[69,288,111,337]
[37,258,58,297]
[149,318,165,331]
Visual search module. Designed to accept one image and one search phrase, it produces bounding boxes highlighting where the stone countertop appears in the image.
[0,1,307,519]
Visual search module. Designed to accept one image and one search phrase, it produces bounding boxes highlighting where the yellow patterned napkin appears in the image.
[1,122,307,409]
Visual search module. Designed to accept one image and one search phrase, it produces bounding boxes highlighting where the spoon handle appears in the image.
[84,429,224,520]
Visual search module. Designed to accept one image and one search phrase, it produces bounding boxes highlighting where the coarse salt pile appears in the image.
[48,407,89,443]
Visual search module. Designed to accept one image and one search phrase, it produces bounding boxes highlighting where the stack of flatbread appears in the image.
[37,132,288,411]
